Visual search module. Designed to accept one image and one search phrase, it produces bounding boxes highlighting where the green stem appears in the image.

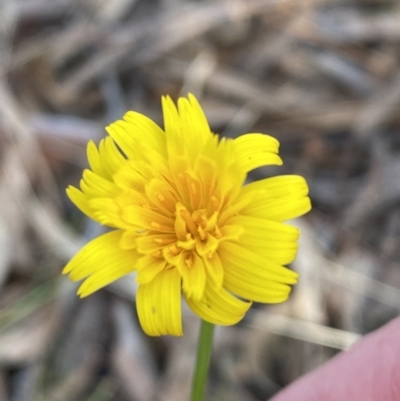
[190,320,215,401]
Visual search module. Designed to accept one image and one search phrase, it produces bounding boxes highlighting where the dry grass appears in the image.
[1,0,400,400]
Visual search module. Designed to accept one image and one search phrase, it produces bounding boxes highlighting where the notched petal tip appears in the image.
[77,282,94,298]
[185,284,252,326]
[86,139,97,152]
[161,94,176,110]
[62,263,72,275]
[62,231,138,298]
[219,241,298,303]
[77,287,85,297]
[234,133,284,173]
[303,196,312,214]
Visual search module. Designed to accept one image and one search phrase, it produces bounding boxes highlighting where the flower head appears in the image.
[63,94,311,336]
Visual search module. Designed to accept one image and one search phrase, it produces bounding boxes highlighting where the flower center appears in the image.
[161,201,222,265]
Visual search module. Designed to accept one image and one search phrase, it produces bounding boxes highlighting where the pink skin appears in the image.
[270,317,400,401]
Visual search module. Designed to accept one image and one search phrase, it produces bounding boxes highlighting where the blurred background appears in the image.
[1,0,400,400]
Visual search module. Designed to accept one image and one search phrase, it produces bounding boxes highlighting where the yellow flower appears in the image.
[63,94,311,336]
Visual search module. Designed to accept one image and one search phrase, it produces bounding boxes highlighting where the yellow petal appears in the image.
[66,186,96,221]
[87,138,125,180]
[245,195,311,221]
[188,94,212,137]
[80,169,120,198]
[162,95,182,156]
[234,133,283,173]
[106,113,166,161]
[227,215,300,241]
[62,230,138,296]
[119,230,138,250]
[145,178,177,216]
[87,140,106,178]
[89,198,127,228]
[219,241,297,303]
[194,155,217,206]
[235,133,279,152]
[236,175,311,221]
[136,268,183,336]
[241,237,299,265]
[122,205,175,232]
[239,175,309,201]
[168,156,195,207]
[177,94,211,154]
[135,255,166,284]
[99,136,126,177]
[202,252,224,289]
[113,161,147,193]
[123,111,167,157]
[182,169,203,211]
[135,233,176,254]
[178,252,206,301]
[185,282,251,325]
[229,213,300,265]
[220,224,244,242]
